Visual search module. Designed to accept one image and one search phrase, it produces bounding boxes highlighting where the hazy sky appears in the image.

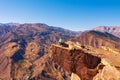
[0,0,120,31]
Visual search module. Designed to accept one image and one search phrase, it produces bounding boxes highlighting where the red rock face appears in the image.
[51,45,101,80]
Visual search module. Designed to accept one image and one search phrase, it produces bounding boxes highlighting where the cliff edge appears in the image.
[51,41,120,80]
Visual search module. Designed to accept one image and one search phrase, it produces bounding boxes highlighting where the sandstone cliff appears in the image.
[51,41,120,80]
[51,43,101,80]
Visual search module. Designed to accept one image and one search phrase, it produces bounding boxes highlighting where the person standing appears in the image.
[59,38,64,46]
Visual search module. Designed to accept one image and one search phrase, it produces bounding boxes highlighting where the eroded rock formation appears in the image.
[51,44,101,80]
[51,42,120,80]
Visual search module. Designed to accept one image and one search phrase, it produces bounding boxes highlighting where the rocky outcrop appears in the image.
[51,44,101,80]
[93,65,120,80]
[71,73,81,80]
[4,42,20,57]
[51,42,120,80]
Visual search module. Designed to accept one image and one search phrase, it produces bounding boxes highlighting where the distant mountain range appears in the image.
[0,23,77,53]
[0,23,120,80]
[71,30,120,49]
[93,26,120,38]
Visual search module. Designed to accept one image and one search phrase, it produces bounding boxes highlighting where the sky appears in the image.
[0,0,120,31]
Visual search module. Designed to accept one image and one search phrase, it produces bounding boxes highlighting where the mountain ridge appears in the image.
[93,26,120,38]
[71,30,120,50]
[0,23,120,80]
